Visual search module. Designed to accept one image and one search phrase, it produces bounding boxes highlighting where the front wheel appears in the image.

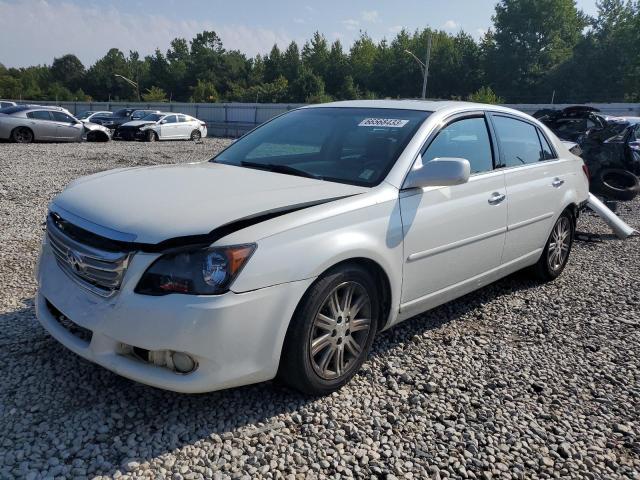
[146,130,158,142]
[278,264,379,395]
[532,211,574,281]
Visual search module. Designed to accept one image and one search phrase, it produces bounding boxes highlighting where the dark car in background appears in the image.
[92,109,160,129]
[535,106,640,201]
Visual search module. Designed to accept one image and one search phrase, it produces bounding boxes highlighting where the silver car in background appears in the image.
[0,100,17,109]
[76,111,113,123]
[0,105,112,143]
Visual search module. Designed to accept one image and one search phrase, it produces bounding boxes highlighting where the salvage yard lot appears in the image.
[0,140,639,479]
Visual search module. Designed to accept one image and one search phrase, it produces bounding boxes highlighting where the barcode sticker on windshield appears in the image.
[358,118,409,128]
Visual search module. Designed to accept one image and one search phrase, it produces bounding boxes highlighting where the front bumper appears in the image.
[36,237,314,393]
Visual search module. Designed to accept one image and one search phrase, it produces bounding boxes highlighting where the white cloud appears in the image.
[293,18,306,24]
[476,28,488,38]
[342,19,361,31]
[387,25,404,34]
[361,10,380,23]
[0,0,291,67]
[442,20,460,30]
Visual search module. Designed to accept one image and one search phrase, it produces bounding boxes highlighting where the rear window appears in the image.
[27,110,52,120]
[213,107,431,187]
[0,106,28,114]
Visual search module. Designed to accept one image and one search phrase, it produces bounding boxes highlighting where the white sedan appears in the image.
[115,112,207,141]
[36,100,589,395]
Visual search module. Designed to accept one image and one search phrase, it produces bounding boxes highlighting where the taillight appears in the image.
[582,163,590,186]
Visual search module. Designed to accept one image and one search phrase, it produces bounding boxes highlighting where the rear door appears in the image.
[51,111,83,141]
[176,115,192,138]
[400,113,507,306]
[490,113,572,263]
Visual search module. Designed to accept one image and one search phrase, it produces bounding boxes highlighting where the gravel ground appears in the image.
[0,139,639,480]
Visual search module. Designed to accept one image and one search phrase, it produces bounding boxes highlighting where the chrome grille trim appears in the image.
[46,215,130,297]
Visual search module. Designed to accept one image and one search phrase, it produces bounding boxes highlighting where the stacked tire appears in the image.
[591,168,640,202]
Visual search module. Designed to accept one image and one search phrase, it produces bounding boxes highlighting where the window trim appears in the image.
[27,110,54,121]
[487,112,560,170]
[410,111,497,179]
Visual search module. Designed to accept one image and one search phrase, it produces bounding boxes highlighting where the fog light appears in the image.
[171,352,196,374]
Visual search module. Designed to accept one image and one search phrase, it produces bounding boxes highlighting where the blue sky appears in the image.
[0,0,599,68]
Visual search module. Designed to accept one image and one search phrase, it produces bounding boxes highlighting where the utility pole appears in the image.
[404,33,432,100]
[422,34,432,100]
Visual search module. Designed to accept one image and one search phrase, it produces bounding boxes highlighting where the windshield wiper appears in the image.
[240,161,321,180]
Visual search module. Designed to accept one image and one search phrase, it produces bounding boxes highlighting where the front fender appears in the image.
[230,199,405,325]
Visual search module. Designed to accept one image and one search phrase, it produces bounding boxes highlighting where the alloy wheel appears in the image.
[309,281,372,380]
[547,216,571,272]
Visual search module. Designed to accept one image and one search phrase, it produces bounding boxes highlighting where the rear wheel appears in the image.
[532,210,574,281]
[278,264,379,395]
[146,130,158,142]
[190,129,202,141]
[11,127,34,144]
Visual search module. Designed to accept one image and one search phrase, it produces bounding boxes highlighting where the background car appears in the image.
[92,109,160,129]
[76,110,113,123]
[0,100,17,109]
[536,106,640,201]
[0,105,111,143]
[115,112,207,141]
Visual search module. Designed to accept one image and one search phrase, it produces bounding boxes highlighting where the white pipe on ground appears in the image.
[586,193,637,239]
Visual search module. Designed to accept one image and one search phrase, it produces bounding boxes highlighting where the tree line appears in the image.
[0,0,638,104]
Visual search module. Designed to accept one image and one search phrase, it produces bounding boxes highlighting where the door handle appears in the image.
[552,178,565,188]
[488,192,506,205]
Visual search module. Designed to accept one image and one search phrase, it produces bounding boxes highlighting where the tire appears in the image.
[532,210,574,282]
[278,264,379,395]
[11,127,34,144]
[146,130,158,142]
[190,129,202,141]
[593,168,640,201]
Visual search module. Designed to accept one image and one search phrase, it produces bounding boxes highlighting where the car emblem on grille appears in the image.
[67,250,84,273]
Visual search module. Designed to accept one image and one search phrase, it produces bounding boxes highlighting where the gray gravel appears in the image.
[1,139,639,479]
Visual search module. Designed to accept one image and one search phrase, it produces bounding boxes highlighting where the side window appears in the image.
[27,110,52,121]
[537,129,556,160]
[493,116,545,167]
[177,115,188,122]
[422,117,493,174]
[632,125,640,142]
[164,115,177,124]
[51,111,75,123]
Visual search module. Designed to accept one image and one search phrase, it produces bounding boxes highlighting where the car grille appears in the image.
[46,215,130,297]
[115,126,139,140]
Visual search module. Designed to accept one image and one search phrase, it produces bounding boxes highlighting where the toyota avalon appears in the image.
[36,100,589,395]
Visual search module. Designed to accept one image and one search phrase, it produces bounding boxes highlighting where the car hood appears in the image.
[51,162,368,245]
[120,120,155,128]
[83,121,110,132]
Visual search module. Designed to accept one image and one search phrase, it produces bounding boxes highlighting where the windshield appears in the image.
[212,107,430,186]
[76,111,93,119]
[141,113,163,122]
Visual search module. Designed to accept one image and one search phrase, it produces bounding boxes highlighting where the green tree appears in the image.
[191,79,219,102]
[264,45,283,83]
[281,42,301,83]
[302,32,330,79]
[291,66,325,102]
[142,86,167,102]
[485,0,588,101]
[50,54,85,92]
[467,86,504,104]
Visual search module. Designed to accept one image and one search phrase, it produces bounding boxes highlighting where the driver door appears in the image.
[399,114,507,314]
[160,115,178,139]
[51,111,83,141]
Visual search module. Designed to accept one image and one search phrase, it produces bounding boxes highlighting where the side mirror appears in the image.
[160,119,167,124]
[403,156,471,189]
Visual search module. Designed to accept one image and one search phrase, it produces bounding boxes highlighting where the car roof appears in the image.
[303,99,522,115]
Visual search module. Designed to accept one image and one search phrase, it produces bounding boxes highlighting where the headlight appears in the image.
[135,244,256,296]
